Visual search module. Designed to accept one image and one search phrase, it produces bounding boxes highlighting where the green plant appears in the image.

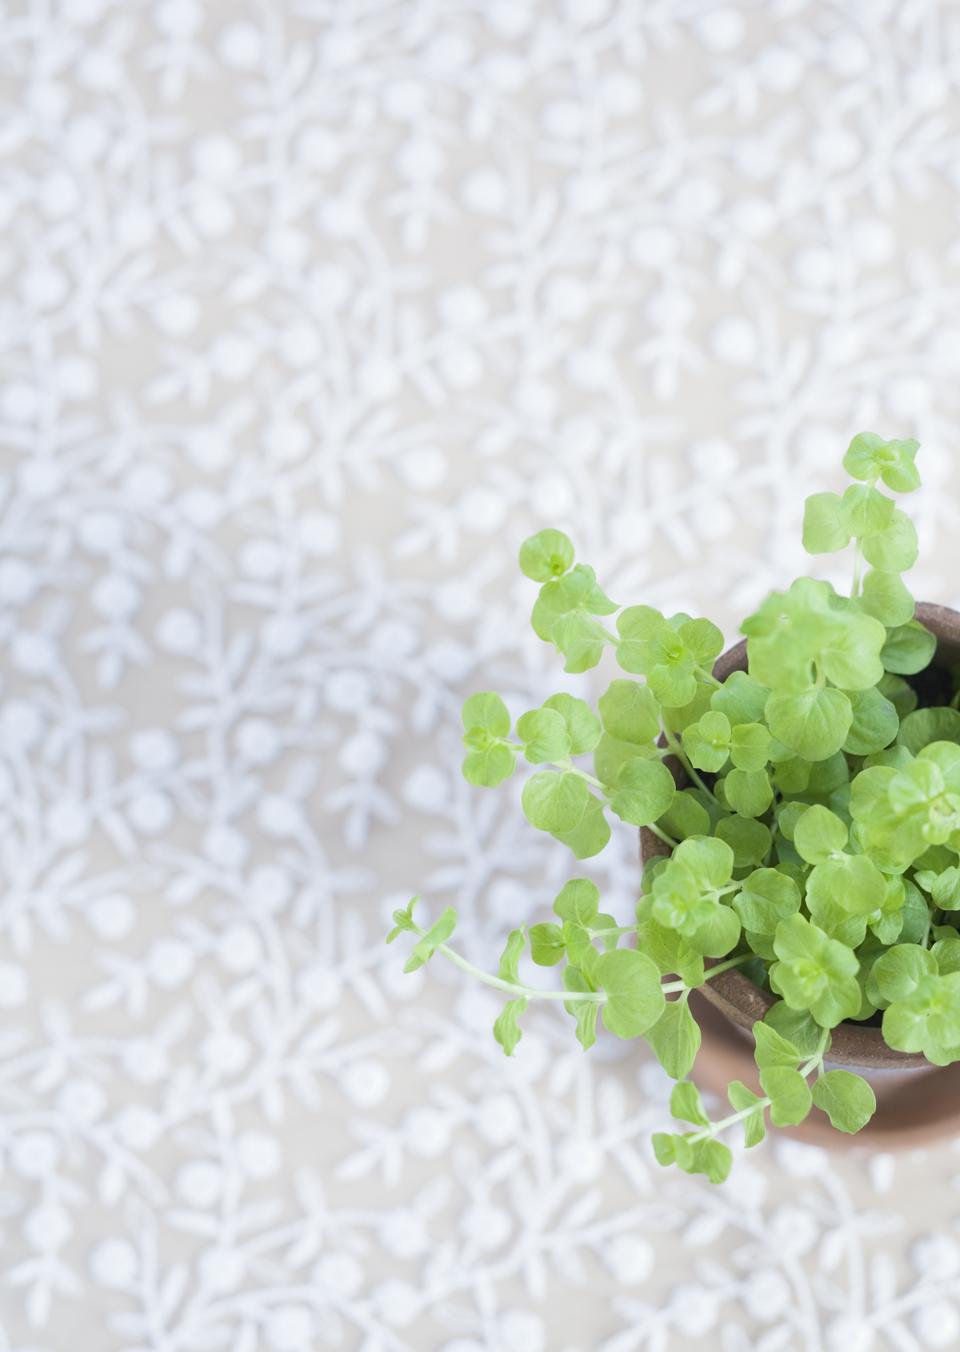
[388,434,960,1182]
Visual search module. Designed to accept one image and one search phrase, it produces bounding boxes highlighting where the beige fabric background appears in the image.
[4,1,960,1348]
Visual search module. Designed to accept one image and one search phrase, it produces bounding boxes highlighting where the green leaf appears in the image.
[843,432,922,493]
[563,966,600,1050]
[519,528,575,582]
[715,815,771,868]
[859,570,915,627]
[670,1079,709,1126]
[529,923,565,966]
[552,796,611,860]
[882,971,960,1063]
[682,711,731,773]
[678,617,724,666]
[898,706,960,756]
[841,483,896,537]
[729,722,771,771]
[727,1080,766,1147]
[597,680,661,746]
[404,907,458,973]
[812,1070,876,1133]
[759,1066,813,1127]
[724,767,773,818]
[615,608,699,707]
[521,771,590,833]
[647,999,701,1079]
[609,757,677,827]
[765,686,853,762]
[461,692,516,786]
[596,949,666,1038]
[753,1021,803,1069]
[871,943,937,1002]
[764,1002,827,1057]
[553,879,601,925]
[793,804,848,864]
[711,671,769,726]
[386,896,420,944]
[734,869,801,934]
[690,903,742,957]
[861,509,919,572]
[916,866,960,911]
[819,612,887,690]
[770,914,862,1027]
[881,620,937,675]
[462,692,511,737]
[651,1132,732,1183]
[542,694,602,754]
[659,789,712,841]
[516,708,571,764]
[463,743,516,788]
[493,997,528,1055]
[636,910,705,986]
[552,612,613,673]
[614,605,668,674]
[497,927,526,983]
[879,671,919,719]
[843,686,900,756]
[803,491,851,554]
[806,854,887,919]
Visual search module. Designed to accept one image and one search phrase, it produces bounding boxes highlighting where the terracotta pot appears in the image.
[639,601,960,1148]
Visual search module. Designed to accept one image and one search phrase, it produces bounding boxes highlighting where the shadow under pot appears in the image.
[639,601,960,1149]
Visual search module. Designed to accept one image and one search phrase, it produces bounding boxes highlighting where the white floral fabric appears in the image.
[4,1,960,1348]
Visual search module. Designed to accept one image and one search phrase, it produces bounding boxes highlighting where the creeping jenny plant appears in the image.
[389,435,960,1182]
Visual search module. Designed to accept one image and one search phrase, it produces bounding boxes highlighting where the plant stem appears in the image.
[661,951,753,994]
[662,728,719,803]
[687,1031,829,1144]
[431,938,606,1002]
[851,538,863,599]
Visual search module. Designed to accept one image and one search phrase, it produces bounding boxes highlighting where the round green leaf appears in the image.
[734,868,802,934]
[597,949,665,1038]
[609,757,676,827]
[802,491,850,554]
[765,686,853,762]
[553,879,600,924]
[715,815,771,868]
[793,804,848,864]
[843,686,899,756]
[861,509,918,572]
[516,708,571,764]
[812,1069,876,1133]
[897,706,960,756]
[462,692,511,737]
[881,620,937,675]
[646,999,701,1079]
[521,771,589,833]
[859,569,915,628]
[543,693,603,754]
[519,528,575,582]
[598,680,661,745]
[724,767,773,818]
[463,742,517,788]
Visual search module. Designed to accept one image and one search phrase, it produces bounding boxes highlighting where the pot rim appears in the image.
[639,600,960,1074]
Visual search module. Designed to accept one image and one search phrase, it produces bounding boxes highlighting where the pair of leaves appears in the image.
[682,711,770,774]
[768,914,862,1028]
[872,943,960,1064]
[616,607,723,707]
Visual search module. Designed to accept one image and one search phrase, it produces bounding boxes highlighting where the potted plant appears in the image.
[388,435,960,1182]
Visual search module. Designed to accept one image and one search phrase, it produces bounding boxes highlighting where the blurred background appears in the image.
[4,1,960,1348]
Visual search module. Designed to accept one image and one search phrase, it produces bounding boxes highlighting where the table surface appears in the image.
[5,2,960,1349]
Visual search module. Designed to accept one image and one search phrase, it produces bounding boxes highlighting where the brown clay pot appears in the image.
[639,601,960,1148]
